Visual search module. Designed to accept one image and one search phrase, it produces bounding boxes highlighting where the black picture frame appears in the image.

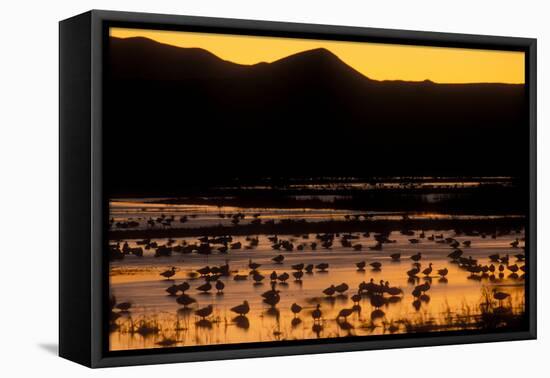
[59,9,537,368]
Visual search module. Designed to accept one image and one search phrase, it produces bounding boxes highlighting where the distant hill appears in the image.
[105,36,527,195]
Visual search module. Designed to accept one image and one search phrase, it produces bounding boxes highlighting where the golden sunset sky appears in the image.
[110,27,525,84]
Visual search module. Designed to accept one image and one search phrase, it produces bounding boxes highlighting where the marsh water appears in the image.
[108,197,526,351]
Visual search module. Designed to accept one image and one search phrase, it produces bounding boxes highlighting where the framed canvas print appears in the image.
[59,10,536,368]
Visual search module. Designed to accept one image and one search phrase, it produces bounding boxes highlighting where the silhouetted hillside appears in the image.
[105,36,528,196]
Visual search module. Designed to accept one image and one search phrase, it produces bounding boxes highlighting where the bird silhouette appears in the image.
[195,304,213,319]
[230,300,250,316]
[384,282,403,296]
[291,263,305,271]
[196,282,212,293]
[248,259,261,271]
[278,272,290,283]
[176,281,190,293]
[160,266,177,279]
[263,293,280,307]
[410,253,422,262]
[253,272,265,283]
[316,263,329,272]
[407,266,420,277]
[370,261,382,270]
[335,283,349,294]
[508,264,519,273]
[351,293,362,304]
[415,282,430,294]
[337,307,354,320]
[448,249,463,260]
[176,294,196,307]
[196,266,211,276]
[422,263,433,276]
[312,304,322,323]
[291,303,302,318]
[165,284,179,296]
[370,295,387,309]
[323,285,336,296]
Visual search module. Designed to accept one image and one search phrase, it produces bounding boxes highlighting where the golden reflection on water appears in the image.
[109,200,524,232]
[109,229,526,351]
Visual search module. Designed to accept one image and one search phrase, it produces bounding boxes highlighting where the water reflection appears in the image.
[109,217,526,351]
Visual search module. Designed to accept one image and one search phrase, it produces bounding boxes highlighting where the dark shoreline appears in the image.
[108,216,526,240]
[110,181,527,214]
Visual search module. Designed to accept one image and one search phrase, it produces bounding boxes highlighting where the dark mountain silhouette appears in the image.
[104,36,528,196]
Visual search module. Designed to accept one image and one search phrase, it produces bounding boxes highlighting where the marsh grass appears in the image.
[392,288,525,334]
[110,286,525,349]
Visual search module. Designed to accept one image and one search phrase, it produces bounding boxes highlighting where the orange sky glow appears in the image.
[110,27,525,84]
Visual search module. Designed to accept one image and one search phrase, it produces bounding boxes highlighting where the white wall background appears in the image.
[0,0,546,375]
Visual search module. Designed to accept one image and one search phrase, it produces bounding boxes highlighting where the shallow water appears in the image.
[110,199,522,231]
[109,226,526,351]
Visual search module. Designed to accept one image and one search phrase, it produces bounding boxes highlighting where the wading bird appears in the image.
[248,259,261,271]
[384,282,403,296]
[195,305,213,320]
[448,249,463,260]
[253,272,265,283]
[278,272,290,283]
[316,263,329,272]
[370,261,382,270]
[323,285,336,297]
[410,253,422,262]
[390,253,401,261]
[291,303,302,318]
[160,267,177,280]
[176,294,196,307]
[337,307,354,320]
[422,263,433,276]
[407,266,420,277]
[291,263,305,271]
[335,283,349,294]
[176,281,190,293]
[415,282,430,294]
[312,304,322,323]
[166,285,179,296]
[272,254,285,264]
[196,266,211,276]
[231,301,250,316]
[196,282,212,293]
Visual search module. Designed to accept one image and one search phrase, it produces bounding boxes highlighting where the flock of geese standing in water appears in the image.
[110,227,526,345]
